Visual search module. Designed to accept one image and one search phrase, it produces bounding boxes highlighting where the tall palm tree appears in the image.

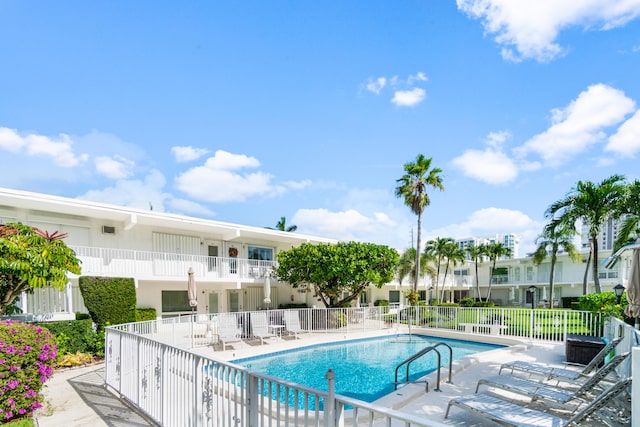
[547,175,626,293]
[614,179,640,250]
[532,220,581,307]
[485,242,512,302]
[440,242,465,303]
[465,243,487,302]
[395,155,444,296]
[425,237,455,303]
[268,216,298,232]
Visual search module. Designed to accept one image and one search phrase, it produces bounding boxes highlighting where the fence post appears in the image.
[529,309,535,341]
[246,373,259,427]
[325,369,335,427]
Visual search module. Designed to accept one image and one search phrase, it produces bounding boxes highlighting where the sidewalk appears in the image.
[36,363,157,427]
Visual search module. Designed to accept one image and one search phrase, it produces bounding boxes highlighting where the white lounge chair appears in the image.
[477,352,629,405]
[446,377,631,427]
[499,336,622,380]
[217,314,242,351]
[283,310,307,339]
[250,312,275,345]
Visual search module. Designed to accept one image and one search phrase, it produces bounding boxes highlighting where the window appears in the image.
[514,267,521,282]
[162,291,191,313]
[389,290,400,303]
[419,290,427,301]
[526,266,534,281]
[248,246,273,261]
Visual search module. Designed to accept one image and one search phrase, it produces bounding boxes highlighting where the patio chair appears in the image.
[499,336,622,380]
[283,310,307,339]
[445,377,631,427]
[476,352,629,404]
[217,314,242,351]
[250,312,276,345]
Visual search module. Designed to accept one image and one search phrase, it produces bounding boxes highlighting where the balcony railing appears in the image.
[70,245,277,280]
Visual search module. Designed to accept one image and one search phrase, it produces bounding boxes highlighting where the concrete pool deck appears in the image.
[39,327,605,426]
[191,327,576,426]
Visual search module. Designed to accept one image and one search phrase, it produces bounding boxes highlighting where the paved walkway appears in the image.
[36,363,157,427]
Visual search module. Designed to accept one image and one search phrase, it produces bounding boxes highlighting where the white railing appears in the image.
[117,306,606,349]
[70,245,277,280]
[105,326,438,426]
[105,306,633,427]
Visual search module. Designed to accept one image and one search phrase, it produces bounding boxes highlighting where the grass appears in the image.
[1,417,35,426]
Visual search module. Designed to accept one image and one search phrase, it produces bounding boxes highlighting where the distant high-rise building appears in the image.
[580,216,630,251]
[456,234,519,260]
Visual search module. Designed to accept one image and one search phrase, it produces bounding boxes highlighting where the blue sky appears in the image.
[2,1,640,255]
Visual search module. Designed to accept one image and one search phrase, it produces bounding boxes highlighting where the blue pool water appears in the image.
[234,335,502,403]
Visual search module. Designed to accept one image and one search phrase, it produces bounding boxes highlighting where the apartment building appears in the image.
[0,188,337,320]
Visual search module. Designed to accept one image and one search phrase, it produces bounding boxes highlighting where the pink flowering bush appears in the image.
[0,320,57,422]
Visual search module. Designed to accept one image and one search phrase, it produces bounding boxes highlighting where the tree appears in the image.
[547,175,626,293]
[440,242,465,302]
[396,248,435,291]
[614,179,640,250]
[0,223,81,315]
[532,220,581,307]
[485,242,512,302]
[425,237,455,303]
[465,243,486,302]
[268,216,298,232]
[275,241,399,308]
[395,155,444,299]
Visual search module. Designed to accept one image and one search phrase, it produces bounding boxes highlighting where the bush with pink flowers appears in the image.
[0,320,57,422]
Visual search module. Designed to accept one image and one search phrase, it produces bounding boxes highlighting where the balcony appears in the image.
[70,246,277,281]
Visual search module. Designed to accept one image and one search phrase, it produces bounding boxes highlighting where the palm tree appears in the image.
[425,237,455,303]
[268,216,298,232]
[485,242,512,302]
[614,179,640,250]
[397,248,435,296]
[465,243,487,302]
[532,220,581,307]
[440,242,465,303]
[547,175,626,293]
[395,155,444,297]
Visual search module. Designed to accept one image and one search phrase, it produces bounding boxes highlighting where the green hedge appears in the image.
[561,296,580,309]
[135,308,157,322]
[79,276,136,330]
[38,319,103,358]
[278,303,308,309]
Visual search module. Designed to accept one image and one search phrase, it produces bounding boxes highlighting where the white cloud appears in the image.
[293,208,398,243]
[515,84,636,167]
[95,155,135,179]
[606,109,640,157]
[407,72,428,85]
[451,149,518,184]
[427,207,542,255]
[0,126,88,167]
[283,179,312,190]
[451,130,518,184]
[175,150,289,202]
[78,170,171,211]
[365,77,387,94]
[457,0,640,62]
[171,146,210,162]
[391,88,426,107]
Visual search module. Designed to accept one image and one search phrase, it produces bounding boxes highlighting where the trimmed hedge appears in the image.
[135,308,157,322]
[78,276,136,330]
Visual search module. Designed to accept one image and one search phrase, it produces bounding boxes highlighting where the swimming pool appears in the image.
[234,334,502,403]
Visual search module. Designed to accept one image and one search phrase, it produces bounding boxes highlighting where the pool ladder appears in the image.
[393,342,453,392]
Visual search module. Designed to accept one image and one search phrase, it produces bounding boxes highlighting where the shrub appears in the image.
[472,301,495,307]
[0,320,57,422]
[459,298,475,307]
[37,319,103,361]
[277,303,308,309]
[578,292,630,325]
[79,276,136,330]
[75,312,91,320]
[135,308,157,322]
[560,296,580,309]
[374,300,389,307]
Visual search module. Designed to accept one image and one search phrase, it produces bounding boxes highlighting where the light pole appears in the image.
[614,284,625,305]
[528,285,537,310]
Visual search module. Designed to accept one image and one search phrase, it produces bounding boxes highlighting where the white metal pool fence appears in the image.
[104,306,633,427]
